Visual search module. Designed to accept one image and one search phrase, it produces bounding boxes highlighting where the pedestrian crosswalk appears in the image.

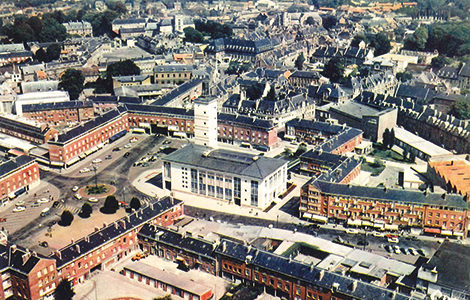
[54,204,81,215]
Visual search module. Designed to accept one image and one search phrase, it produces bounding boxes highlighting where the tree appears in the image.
[54,280,75,300]
[59,210,74,227]
[27,16,42,36]
[283,147,293,158]
[389,128,395,149]
[431,55,449,69]
[404,26,428,51]
[322,57,345,83]
[351,34,367,48]
[59,69,85,100]
[322,15,337,30]
[130,197,141,210]
[34,48,48,62]
[396,72,413,82]
[183,27,204,43]
[101,195,119,214]
[46,43,61,62]
[294,143,308,157]
[294,52,305,70]
[106,60,140,78]
[305,16,315,25]
[38,17,67,42]
[79,203,92,218]
[449,99,470,119]
[371,33,391,56]
[245,82,265,100]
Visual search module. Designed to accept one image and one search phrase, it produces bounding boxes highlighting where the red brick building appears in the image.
[22,100,94,126]
[52,198,183,286]
[300,180,469,237]
[47,107,129,167]
[0,156,40,202]
[0,114,57,144]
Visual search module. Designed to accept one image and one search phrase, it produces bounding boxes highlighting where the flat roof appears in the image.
[124,261,212,296]
[394,127,452,158]
[330,102,381,118]
[429,158,470,196]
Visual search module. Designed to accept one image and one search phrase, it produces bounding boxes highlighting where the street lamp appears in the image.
[92,165,98,188]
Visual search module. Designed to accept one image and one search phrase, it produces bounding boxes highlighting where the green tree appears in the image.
[396,72,413,82]
[34,48,48,62]
[27,16,42,36]
[371,33,391,56]
[130,197,141,210]
[106,60,140,78]
[305,16,315,25]
[283,147,293,158]
[183,27,204,43]
[431,55,449,69]
[79,203,93,218]
[39,17,66,42]
[59,69,85,100]
[59,210,74,227]
[294,143,308,157]
[294,52,305,70]
[351,34,368,48]
[449,99,470,119]
[46,43,62,62]
[54,280,75,300]
[404,26,428,51]
[245,82,265,100]
[322,15,337,30]
[322,57,345,83]
[101,195,119,214]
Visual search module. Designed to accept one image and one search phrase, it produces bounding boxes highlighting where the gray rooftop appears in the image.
[163,144,287,179]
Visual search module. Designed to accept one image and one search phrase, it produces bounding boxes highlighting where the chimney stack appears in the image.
[75,244,80,254]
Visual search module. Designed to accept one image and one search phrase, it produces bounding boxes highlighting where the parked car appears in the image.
[52,201,60,208]
[124,144,131,148]
[112,147,121,152]
[124,152,130,158]
[79,168,90,173]
[163,140,171,145]
[40,208,50,217]
[74,193,82,200]
[13,206,26,213]
[393,245,401,254]
[372,232,385,237]
[72,186,79,192]
[38,198,49,204]
[105,155,112,160]
[88,197,98,203]
[15,200,25,206]
[408,247,418,256]
[92,158,102,164]
[345,228,359,234]
[387,237,399,243]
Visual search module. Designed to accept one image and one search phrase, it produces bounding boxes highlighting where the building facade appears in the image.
[0,156,39,203]
[21,101,94,126]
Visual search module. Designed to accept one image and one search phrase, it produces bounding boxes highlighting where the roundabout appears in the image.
[77,183,117,199]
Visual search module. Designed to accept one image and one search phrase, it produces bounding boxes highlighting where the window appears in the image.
[250,180,258,206]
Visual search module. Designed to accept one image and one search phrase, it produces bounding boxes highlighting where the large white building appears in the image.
[162,144,288,209]
[14,91,70,115]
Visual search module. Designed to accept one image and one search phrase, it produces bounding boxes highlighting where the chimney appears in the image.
[55,250,62,260]
[75,244,80,253]
[319,270,325,280]
[10,245,17,253]
[246,255,253,263]
[221,241,227,252]
[120,220,126,229]
[22,252,31,265]
[103,222,107,228]
[351,280,357,292]
[85,235,90,243]
[114,222,119,229]
[126,215,130,222]
[94,226,100,232]
[70,239,74,245]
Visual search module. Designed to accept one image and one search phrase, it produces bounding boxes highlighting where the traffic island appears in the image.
[78,184,117,199]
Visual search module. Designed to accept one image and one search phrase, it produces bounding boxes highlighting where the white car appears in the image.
[79,168,90,173]
[72,186,79,192]
[345,228,359,234]
[92,159,102,164]
[88,197,98,203]
[408,247,418,256]
[12,206,25,213]
[74,193,82,200]
[124,143,131,148]
[393,245,401,254]
[373,232,385,237]
[38,198,49,204]
[388,237,399,243]
[15,200,25,206]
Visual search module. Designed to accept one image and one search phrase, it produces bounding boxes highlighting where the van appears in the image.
[40,208,50,217]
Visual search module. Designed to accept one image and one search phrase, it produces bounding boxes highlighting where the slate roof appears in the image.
[22,100,93,113]
[286,119,344,136]
[215,239,410,300]
[0,155,35,177]
[205,38,273,55]
[153,64,194,73]
[49,106,127,144]
[320,128,363,153]
[311,180,468,209]
[149,79,202,106]
[113,75,149,83]
[218,113,275,130]
[422,241,470,293]
[290,70,320,79]
[395,84,436,103]
[52,197,182,268]
[458,63,470,77]
[138,224,215,259]
[163,144,287,179]
[125,104,193,118]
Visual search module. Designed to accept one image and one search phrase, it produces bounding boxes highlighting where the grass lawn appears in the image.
[86,184,109,195]
[370,144,409,163]
[361,160,385,176]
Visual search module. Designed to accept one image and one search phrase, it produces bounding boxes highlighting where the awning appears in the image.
[441,230,453,236]
[284,135,296,140]
[89,146,99,153]
[311,214,328,223]
[302,212,312,219]
[78,154,86,159]
[384,224,399,231]
[50,161,64,167]
[373,223,385,229]
[362,221,373,227]
[8,193,15,199]
[348,219,362,226]
[66,157,80,166]
[84,149,93,156]
[453,232,464,237]
[173,132,186,138]
[424,227,441,234]
[97,143,104,149]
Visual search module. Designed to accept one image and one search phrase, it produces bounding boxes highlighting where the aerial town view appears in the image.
[0,0,468,299]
